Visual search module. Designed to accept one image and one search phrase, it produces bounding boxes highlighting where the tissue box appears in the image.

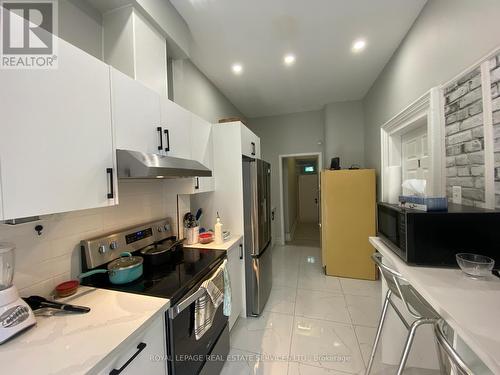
[398,196,448,211]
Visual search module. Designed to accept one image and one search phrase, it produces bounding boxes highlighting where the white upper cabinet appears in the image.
[190,114,213,168]
[0,38,117,220]
[160,98,192,159]
[241,124,261,158]
[190,114,215,193]
[111,68,162,154]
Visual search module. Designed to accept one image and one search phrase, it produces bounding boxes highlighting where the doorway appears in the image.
[279,153,322,246]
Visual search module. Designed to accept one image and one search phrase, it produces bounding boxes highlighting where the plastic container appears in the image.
[0,242,15,291]
[456,253,494,277]
[199,232,214,244]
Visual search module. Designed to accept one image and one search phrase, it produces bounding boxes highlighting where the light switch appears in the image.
[452,186,462,204]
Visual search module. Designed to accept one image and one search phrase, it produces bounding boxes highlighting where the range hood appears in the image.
[116,149,212,179]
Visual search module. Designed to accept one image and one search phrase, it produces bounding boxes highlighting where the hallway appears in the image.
[287,222,320,247]
[222,244,384,374]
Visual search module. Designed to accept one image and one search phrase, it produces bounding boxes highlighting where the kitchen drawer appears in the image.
[95,314,167,375]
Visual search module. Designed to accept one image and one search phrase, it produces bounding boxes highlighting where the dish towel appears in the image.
[223,260,231,317]
[194,260,227,340]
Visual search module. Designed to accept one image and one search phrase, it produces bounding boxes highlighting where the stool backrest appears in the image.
[371,252,422,319]
[435,321,474,375]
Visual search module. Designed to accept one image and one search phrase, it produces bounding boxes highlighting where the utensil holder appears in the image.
[184,226,200,245]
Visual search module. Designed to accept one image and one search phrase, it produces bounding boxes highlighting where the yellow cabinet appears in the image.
[320,169,377,280]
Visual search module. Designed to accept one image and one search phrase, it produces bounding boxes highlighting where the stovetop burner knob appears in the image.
[98,245,107,254]
[164,224,170,232]
[157,226,164,233]
[109,241,118,250]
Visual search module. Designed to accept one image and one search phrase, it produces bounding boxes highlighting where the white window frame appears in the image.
[380,87,446,201]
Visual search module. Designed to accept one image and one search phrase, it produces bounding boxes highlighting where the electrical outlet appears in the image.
[452,186,462,204]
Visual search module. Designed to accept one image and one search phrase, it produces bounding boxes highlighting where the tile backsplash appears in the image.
[0,180,179,298]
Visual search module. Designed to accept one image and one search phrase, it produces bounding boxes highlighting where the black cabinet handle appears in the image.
[194,177,200,190]
[106,168,114,199]
[109,342,147,375]
[239,244,243,259]
[157,126,163,151]
[164,129,170,152]
[251,142,256,156]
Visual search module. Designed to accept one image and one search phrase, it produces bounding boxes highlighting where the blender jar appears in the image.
[0,243,15,291]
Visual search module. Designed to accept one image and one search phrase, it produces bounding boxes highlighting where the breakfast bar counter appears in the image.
[370,236,500,374]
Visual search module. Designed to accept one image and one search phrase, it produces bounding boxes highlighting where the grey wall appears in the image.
[324,101,365,169]
[364,0,500,182]
[59,0,103,59]
[247,110,324,242]
[172,59,244,123]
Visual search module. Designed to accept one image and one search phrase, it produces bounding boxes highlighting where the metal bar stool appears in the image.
[435,320,474,375]
[366,252,440,375]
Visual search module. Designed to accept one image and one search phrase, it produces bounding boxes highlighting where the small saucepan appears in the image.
[79,252,143,285]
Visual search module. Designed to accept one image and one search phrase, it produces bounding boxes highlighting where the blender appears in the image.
[0,242,36,344]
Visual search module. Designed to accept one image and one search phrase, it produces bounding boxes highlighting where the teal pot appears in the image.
[79,252,143,284]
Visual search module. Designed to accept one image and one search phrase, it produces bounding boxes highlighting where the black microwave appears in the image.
[377,202,500,267]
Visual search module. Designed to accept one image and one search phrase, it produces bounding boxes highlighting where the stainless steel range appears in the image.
[80,218,229,375]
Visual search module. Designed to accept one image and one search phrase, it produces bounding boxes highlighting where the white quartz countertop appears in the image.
[0,286,169,375]
[370,236,500,374]
[183,235,243,251]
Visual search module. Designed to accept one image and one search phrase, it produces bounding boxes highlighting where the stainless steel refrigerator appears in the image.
[242,157,272,317]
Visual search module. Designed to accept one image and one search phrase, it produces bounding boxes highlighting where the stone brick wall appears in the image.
[490,53,500,208]
[444,67,485,207]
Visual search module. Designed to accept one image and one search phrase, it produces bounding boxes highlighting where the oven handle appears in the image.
[168,287,206,319]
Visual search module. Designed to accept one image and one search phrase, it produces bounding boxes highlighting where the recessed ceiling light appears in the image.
[231,63,243,74]
[352,39,367,53]
[284,54,296,66]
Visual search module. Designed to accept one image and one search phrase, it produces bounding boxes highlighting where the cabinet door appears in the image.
[191,114,215,193]
[160,99,192,159]
[111,68,162,154]
[97,314,166,375]
[0,38,116,220]
[241,124,260,158]
[227,241,244,330]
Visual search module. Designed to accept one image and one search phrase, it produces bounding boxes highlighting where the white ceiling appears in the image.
[170,0,427,118]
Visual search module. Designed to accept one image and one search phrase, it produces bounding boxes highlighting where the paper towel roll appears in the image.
[386,166,402,204]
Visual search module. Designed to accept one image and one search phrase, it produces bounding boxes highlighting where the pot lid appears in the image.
[108,254,143,271]
[141,245,168,255]
[141,239,182,255]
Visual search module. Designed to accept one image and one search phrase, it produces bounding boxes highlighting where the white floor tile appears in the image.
[345,294,381,327]
[354,325,376,366]
[264,285,297,315]
[340,278,382,297]
[221,348,289,375]
[295,289,351,324]
[273,269,299,288]
[298,267,342,293]
[290,316,365,374]
[288,361,358,374]
[230,312,294,356]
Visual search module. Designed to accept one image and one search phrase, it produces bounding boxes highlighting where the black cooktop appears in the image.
[81,247,226,304]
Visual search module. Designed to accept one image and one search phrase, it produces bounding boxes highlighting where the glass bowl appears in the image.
[456,253,494,278]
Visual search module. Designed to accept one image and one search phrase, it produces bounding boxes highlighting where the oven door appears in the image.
[166,264,229,375]
[377,203,407,261]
